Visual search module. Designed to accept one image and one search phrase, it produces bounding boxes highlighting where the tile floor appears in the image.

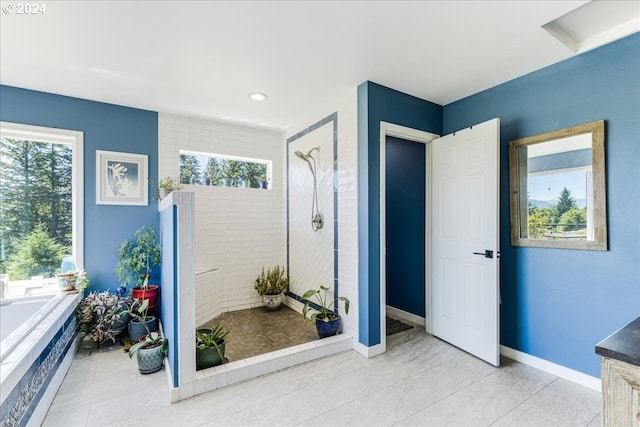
[43,327,602,427]
[199,306,319,362]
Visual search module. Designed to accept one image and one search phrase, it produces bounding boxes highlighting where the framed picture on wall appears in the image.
[96,150,148,206]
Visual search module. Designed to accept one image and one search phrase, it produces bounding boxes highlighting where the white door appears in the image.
[431,118,500,366]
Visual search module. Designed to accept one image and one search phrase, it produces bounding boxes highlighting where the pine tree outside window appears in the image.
[0,122,83,297]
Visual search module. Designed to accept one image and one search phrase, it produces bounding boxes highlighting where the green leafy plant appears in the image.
[76,291,132,346]
[128,331,167,358]
[302,285,350,322]
[73,268,90,290]
[158,176,184,190]
[196,322,229,361]
[115,226,161,289]
[57,268,89,291]
[128,297,152,321]
[254,265,289,295]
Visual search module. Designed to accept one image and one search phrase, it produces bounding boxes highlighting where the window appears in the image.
[0,122,83,295]
[179,151,271,189]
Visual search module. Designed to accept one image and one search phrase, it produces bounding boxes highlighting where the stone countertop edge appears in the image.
[596,316,640,367]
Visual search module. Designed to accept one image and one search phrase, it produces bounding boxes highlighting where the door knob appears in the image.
[472,250,494,259]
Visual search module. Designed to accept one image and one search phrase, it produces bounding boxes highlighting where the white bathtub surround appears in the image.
[1,295,63,361]
[0,293,81,427]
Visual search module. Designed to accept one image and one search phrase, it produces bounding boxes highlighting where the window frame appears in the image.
[179,149,272,188]
[508,120,607,251]
[0,121,84,267]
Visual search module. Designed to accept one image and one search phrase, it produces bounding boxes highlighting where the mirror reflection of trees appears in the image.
[527,187,587,239]
[509,120,606,251]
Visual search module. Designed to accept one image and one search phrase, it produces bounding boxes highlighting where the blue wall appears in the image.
[0,85,159,292]
[357,81,442,346]
[443,33,640,377]
[160,205,178,386]
[385,136,426,317]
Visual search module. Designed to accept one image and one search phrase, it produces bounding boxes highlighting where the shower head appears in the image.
[294,146,319,162]
[294,150,309,161]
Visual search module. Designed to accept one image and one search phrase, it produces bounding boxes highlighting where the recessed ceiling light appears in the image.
[249,92,268,102]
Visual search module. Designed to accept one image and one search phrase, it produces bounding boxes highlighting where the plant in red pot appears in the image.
[115,225,162,309]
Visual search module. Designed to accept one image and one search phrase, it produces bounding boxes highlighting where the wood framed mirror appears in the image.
[509,120,607,250]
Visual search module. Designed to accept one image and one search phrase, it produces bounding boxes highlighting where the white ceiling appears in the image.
[1,1,637,131]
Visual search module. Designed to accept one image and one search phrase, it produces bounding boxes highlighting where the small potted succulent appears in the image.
[302,285,350,338]
[196,322,229,369]
[115,225,162,308]
[57,268,90,292]
[129,331,167,374]
[157,176,184,200]
[254,265,289,310]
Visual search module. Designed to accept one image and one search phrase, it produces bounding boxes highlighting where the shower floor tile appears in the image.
[198,305,319,363]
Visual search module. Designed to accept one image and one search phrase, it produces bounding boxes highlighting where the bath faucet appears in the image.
[0,274,11,304]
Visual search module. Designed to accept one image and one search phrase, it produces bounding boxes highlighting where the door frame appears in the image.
[379,122,439,352]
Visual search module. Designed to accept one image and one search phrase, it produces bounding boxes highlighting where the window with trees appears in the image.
[179,151,271,189]
[0,122,83,294]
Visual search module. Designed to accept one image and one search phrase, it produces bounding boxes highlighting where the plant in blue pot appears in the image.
[127,297,156,343]
[302,285,350,339]
[129,332,167,374]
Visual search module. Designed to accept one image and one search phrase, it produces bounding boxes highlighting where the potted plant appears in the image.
[115,225,162,308]
[157,176,184,200]
[57,268,90,292]
[76,291,132,347]
[302,285,350,338]
[73,268,90,291]
[196,322,229,369]
[129,331,167,374]
[127,298,157,343]
[254,265,289,310]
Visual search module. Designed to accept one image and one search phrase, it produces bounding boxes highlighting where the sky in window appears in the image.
[528,170,587,202]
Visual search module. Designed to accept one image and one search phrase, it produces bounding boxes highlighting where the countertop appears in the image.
[596,316,640,367]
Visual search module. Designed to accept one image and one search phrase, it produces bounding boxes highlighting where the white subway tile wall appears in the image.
[288,121,335,300]
[159,86,359,350]
[194,268,222,327]
[285,88,359,341]
[159,113,286,317]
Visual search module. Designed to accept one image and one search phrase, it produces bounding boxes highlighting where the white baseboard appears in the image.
[500,345,601,391]
[354,341,385,358]
[386,305,425,326]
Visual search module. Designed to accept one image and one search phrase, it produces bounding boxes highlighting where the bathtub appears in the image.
[0,293,81,427]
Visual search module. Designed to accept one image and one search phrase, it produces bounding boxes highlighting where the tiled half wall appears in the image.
[158,113,286,319]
